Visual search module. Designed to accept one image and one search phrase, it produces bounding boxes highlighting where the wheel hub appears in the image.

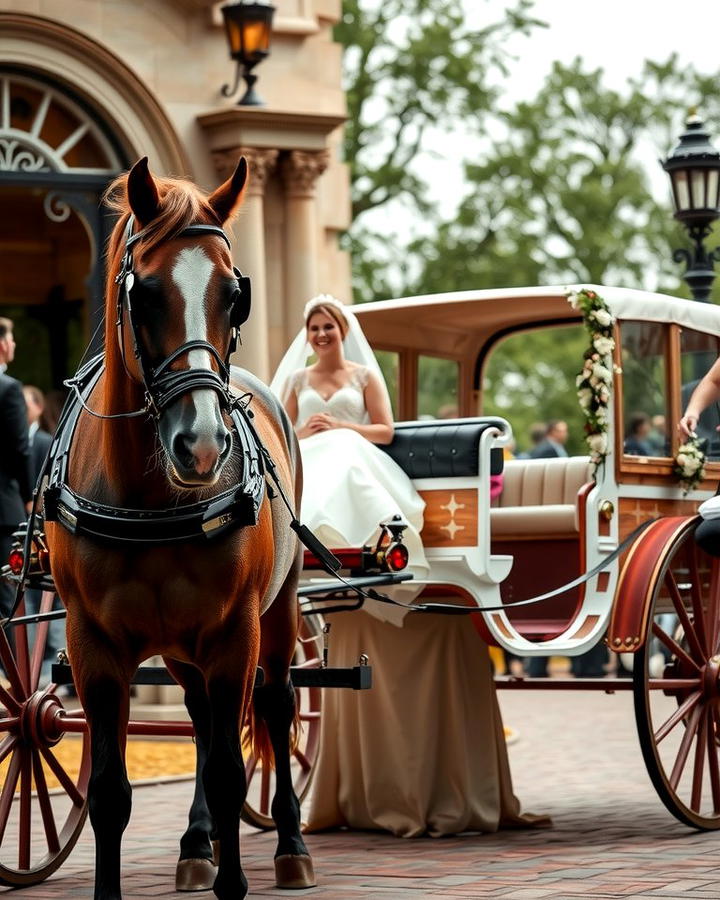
[19,689,66,748]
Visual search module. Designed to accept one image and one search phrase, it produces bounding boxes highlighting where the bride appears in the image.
[271,294,428,584]
[271,295,549,838]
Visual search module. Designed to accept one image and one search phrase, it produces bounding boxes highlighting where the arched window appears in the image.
[0,71,122,174]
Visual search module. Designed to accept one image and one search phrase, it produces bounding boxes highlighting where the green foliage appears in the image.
[482,325,588,456]
[336,0,541,301]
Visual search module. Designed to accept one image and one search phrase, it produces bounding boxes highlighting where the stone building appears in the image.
[0,0,351,387]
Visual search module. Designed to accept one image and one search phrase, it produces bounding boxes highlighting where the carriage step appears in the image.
[51,662,372,691]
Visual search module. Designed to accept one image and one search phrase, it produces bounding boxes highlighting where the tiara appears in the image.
[303,293,348,322]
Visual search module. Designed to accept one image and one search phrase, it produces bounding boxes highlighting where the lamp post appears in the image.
[220,2,276,106]
[662,110,720,302]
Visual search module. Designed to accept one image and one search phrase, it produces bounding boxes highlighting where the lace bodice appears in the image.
[290,366,370,426]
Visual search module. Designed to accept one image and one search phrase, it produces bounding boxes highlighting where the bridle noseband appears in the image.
[114,217,251,420]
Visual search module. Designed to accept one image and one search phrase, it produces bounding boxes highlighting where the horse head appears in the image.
[117,156,249,487]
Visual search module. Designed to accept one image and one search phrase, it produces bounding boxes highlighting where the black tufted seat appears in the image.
[380,418,507,479]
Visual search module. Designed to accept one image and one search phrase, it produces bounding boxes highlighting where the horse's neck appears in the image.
[71,369,165,505]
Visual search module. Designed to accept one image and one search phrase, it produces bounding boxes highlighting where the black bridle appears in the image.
[113,216,252,420]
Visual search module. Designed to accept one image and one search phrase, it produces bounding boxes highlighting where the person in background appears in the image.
[23,385,53,483]
[0,317,31,634]
[624,411,652,456]
[646,414,667,456]
[21,384,65,689]
[516,422,546,459]
[39,388,67,435]
[529,419,569,459]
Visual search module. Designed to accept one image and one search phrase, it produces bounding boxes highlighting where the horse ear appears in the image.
[127,157,160,226]
[208,157,248,225]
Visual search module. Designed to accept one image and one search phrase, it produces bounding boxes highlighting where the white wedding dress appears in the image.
[289,366,428,589]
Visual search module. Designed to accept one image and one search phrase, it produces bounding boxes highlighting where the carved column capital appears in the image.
[281,149,331,198]
[211,147,279,195]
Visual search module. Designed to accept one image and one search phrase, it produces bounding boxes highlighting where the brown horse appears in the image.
[44,157,314,900]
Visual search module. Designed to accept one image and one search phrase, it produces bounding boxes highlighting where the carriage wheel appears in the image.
[0,590,89,885]
[241,614,323,831]
[633,517,720,830]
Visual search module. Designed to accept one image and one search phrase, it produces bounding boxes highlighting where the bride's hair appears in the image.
[303,294,349,339]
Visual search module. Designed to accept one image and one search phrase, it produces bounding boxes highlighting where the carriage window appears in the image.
[680,329,720,461]
[374,349,399,419]
[417,356,459,419]
[620,321,669,458]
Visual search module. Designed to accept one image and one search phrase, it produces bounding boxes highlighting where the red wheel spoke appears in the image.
[688,543,709,657]
[654,690,702,745]
[260,762,271,815]
[292,747,312,772]
[664,572,706,664]
[39,746,85,807]
[31,750,60,855]
[0,733,17,766]
[19,747,32,870]
[0,748,22,843]
[0,682,21,716]
[245,753,258,784]
[30,592,54,691]
[706,708,720,815]
[14,599,32,695]
[652,622,701,673]
[691,707,708,812]
[0,627,28,701]
[670,703,703,791]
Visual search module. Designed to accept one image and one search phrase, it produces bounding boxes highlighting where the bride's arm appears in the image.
[283,388,323,441]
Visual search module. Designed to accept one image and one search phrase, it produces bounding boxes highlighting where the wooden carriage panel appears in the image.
[419,489,478,547]
[618,497,700,543]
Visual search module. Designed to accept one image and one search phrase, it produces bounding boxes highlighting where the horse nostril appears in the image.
[172,432,194,467]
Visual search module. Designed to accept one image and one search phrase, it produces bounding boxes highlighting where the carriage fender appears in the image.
[607,516,696,653]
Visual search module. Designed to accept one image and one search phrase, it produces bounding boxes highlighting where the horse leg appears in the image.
[204,637,258,900]
[165,659,217,892]
[255,570,315,889]
[74,649,133,900]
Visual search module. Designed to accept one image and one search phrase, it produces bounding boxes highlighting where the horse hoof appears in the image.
[175,857,217,892]
[274,853,316,889]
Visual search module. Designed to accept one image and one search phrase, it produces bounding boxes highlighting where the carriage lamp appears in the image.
[220,1,276,106]
[662,110,720,302]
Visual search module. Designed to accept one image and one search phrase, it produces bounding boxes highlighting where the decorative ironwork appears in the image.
[43,191,72,223]
[0,137,49,172]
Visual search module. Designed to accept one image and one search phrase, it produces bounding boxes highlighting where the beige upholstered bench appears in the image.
[491,456,592,537]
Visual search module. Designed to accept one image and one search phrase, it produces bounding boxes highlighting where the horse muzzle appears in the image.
[168,428,232,486]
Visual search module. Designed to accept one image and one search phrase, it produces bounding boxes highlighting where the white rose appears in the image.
[589,375,600,387]
[676,453,688,468]
[591,362,612,383]
[587,433,607,454]
[595,408,607,425]
[567,292,579,309]
[598,385,610,403]
[591,308,614,327]
[578,388,593,407]
[593,336,615,356]
[685,458,701,474]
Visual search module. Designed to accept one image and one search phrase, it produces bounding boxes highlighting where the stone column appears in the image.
[281,149,330,338]
[212,146,278,381]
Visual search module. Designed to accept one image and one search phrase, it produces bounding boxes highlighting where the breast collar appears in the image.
[42,353,266,545]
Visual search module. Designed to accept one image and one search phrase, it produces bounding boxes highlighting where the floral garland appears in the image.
[674,438,706,495]
[567,288,616,476]
[568,286,706,493]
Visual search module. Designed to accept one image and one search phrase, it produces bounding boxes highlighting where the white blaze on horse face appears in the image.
[171,246,224,440]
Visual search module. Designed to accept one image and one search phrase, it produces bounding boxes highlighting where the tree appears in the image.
[335,0,542,301]
[406,56,720,299]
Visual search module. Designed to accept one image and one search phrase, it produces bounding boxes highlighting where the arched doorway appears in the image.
[0,69,127,392]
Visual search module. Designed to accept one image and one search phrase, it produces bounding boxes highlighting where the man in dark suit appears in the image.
[0,317,32,624]
[529,419,569,459]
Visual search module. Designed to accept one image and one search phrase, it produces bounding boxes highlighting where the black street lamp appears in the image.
[662,110,720,302]
[220,2,276,106]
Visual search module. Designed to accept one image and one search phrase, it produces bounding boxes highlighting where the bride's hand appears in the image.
[297,413,340,439]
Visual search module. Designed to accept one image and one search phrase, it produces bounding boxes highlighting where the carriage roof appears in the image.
[353,285,720,357]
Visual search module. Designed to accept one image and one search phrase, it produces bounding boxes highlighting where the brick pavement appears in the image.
[6,689,720,899]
